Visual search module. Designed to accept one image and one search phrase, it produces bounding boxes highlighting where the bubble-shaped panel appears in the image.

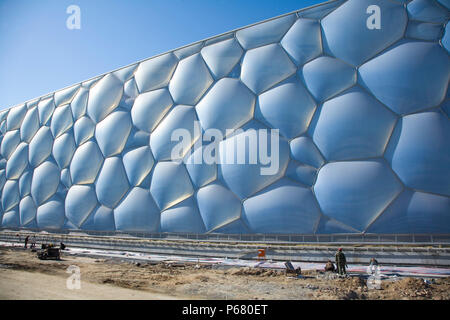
[406,21,444,41]
[312,87,397,160]
[2,210,19,227]
[87,73,123,123]
[185,145,217,188]
[289,136,324,169]
[95,111,132,157]
[38,97,55,126]
[196,183,242,232]
[169,53,213,105]
[281,18,322,66]
[131,88,173,133]
[242,179,321,234]
[6,104,27,131]
[285,160,317,187]
[28,127,53,167]
[1,130,20,159]
[54,85,80,107]
[73,116,95,146]
[61,168,72,188]
[20,107,40,143]
[367,190,450,234]
[36,196,65,229]
[2,180,19,212]
[52,131,76,169]
[150,105,200,161]
[134,53,178,93]
[122,146,154,186]
[301,56,356,102]
[113,63,138,82]
[407,0,450,23]
[65,184,98,227]
[96,157,129,208]
[124,129,149,150]
[114,187,160,232]
[314,160,403,231]
[241,44,297,94]
[70,141,104,184]
[236,14,296,50]
[256,78,316,139]
[83,206,115,231]
[201,38,243,79]
[19,171,32,197]
[70,87,89,120]
[160,197,206,233]
[196,78,255,133]
[31,161,60,206]
[218,129,290,199]
[359,42,450,114]
[124,78,139,99]
[150,161,194,211]
[19,196,36,226]
[6,142,28,180]
[385,111,450,196]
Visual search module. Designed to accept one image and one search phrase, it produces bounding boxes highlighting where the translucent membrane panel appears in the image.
[7,104,27,131]
[28,127,53,167]
[70,141,104,184]
[70,87,89,120]
[312,87,397,161]
[114,187,160,232]
[150,105,200,161]
[301,56,356,102]
[241,44,297,94]
[385,111,450,196]
[87,74,123,123]
[367,190,450,234]
[60,168,72,188]
[31,161,60,206]
[185,145,217,188]
[196,78,255,133]
[35,196,65,229]
[236,14,296,50]
[1,130,20,159]
[51,104,73,138]
[359,42,450,115]
[6,142,28,179]
[174,42,204,60]
[38,98,55,126]
[256,78,316,139]
[112,63,138,82]
[316,215,359,234]
[65,185,98,227]
[20,107,40,143]
[196,183,242,232]
[281,19,322,66]
[218,129,290,199]
[82,206,115,231]
[285,160,317,187]
[19,171,31,197]
[124,129,149,150]
[134,53,178,93]
[314,160,402,231]
[407,0,450,23]
[124,78,139,99]
[169,53,213,106]
[2,210,19,227]
[406,21,444,41]
[122,146,154,187]
[54,84,80,107]
[289,136,324,169]
[160,197,206,233]
[150,161,194,211]
[321,0,407,66]
[2,180,19,212]
[53,131,76,169]
[19,196,36,226]
[131,88,173,133]
[242,178,321,234]
[95,111,132,157]
[73,116,95,146]
[95,157,129,208]
[201,38,243,79]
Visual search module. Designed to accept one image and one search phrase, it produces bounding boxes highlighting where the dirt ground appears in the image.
[0,246,449,300]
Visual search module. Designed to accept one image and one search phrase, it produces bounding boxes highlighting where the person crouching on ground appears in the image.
[324,259,335,272]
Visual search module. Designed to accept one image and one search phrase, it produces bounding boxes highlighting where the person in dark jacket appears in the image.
[24,236,29,248]
[324,260,335,272]
[335,248,347,275]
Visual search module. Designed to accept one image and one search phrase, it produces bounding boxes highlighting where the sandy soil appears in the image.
[0,246,449,300]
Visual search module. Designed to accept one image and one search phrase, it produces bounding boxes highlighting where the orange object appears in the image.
[257,249,266,260]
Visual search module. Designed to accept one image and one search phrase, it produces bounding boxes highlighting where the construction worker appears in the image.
[335,248,347,275]
[24,236,29,248]
[324,259,335,272]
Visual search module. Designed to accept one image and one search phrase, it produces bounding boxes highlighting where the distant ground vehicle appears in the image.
[37,244,61,260]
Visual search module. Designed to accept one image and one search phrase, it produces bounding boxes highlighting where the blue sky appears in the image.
[0,0,323,110]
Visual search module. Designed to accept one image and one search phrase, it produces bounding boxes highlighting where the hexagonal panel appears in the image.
[314,160,403,231]
[196,78,255,133]
[131,88,173,133]
[65,185,98,227]
[169,53,213,105]
[1,130,20,159]
[312,87,397,160]
[2,180,19,212]
[321,0,407,66]
[70,141,104,184]
[241,43,297,94]
[37,97,55,126]
[53,130,76,169]
[6,142,28,179]
[73,116,95,146]
[122,146,154,186]
[150,161,194,211]
[19,196,36,226]
[289,136,324,169]
[256,78,316,139]
[160,197,206,233]
[31,161,60,206]
[359,42,450,114]
[2,210,19,227]
[20,107,40,143]
[200,38,243,79]
[285,160,317,187]
[19,171,32,197]
[407,0,450,23]
[185,145,217,188]
[95,157,129,208]
[6,104,27,131]
[35,195,65,229]
[81,206,115,231]
[70,87,89,120]
[28,127,53,167]
[87,73,123,123]
[134,53,178,93]
[54,84,80,107]
[95,111,132,157]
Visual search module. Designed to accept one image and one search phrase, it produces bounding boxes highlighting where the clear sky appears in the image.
[0,0,323,110]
